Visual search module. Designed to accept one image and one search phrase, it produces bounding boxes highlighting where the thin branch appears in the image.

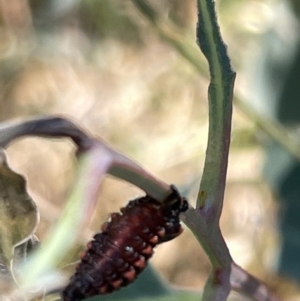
[231,263,280,301]
[0,116,172,202]
[0,115,92,150]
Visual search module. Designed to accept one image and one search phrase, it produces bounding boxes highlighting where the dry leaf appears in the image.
[0,149,39,274]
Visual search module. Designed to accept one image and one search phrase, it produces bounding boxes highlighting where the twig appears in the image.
[0,115,92,151]
[0,116,172,201]
[231,263,280,301]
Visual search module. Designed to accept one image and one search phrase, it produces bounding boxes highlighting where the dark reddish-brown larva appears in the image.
[62,186,188,301]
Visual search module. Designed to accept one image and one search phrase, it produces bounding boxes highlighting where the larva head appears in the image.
[163,185,188,216]
[157,185,188,243]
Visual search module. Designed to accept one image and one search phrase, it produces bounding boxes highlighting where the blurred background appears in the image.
[1,0,300,300]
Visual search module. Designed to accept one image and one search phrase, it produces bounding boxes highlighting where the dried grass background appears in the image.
[0,0,299,300]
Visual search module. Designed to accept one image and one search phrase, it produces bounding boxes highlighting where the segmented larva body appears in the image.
[62,187,188,301]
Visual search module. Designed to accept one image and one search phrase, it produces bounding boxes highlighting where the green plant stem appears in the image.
[133,1,282,301]
[138,0,236,300]
[193,5,235,297]
[195,0,235,215]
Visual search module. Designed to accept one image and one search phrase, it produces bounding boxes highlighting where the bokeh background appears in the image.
[1,0,300,300]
